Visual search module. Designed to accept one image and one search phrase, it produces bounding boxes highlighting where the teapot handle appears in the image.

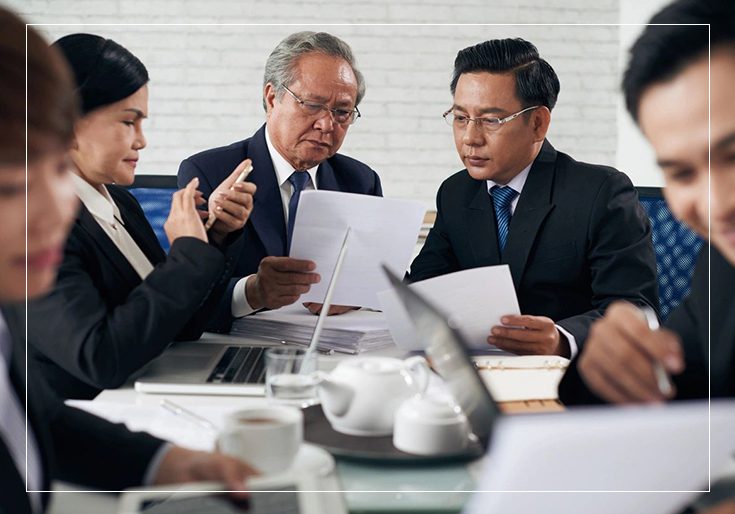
[403,355,430,394]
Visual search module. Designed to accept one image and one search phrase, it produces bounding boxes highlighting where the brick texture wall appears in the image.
[10,0,620,207]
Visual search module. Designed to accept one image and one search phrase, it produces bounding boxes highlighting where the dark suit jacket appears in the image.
[27,186,243,400]
[1,305,163,514]
[408,140,659,348]
[559,245,735,404]
[178,124,383,332]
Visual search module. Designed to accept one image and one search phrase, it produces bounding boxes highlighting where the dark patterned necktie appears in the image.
[491,185,518,253]
[287,170,311,250]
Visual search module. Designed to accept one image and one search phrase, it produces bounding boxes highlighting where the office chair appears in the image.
[637,186,703,320]
[127,175,178,252]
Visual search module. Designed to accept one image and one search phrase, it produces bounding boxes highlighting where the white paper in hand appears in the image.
[378,265,520,351]
[289,190,425,309]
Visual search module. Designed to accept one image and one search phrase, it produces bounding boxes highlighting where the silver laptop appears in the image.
[134,230,351,396]
[134,336,274,396]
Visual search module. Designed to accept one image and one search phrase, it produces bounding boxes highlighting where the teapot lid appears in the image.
[401,393,465,422]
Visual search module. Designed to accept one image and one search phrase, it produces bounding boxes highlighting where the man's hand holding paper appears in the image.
[489,314,570,357]
[245,256,321,310]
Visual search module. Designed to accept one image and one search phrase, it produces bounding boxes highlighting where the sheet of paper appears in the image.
[66,400,235,451]
[289,190,425,309]
[378,265,520,351]
[464,401,735,514]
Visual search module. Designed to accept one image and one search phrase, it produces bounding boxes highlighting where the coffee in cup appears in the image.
[217,406,303,475]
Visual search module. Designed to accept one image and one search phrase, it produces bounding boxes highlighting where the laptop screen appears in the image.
[382,266,501,444]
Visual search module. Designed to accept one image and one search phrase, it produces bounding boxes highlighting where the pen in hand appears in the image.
[639,306,673,397]
[204,161,253,231]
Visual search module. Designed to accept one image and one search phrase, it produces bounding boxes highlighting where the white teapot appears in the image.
[317,356,429,436]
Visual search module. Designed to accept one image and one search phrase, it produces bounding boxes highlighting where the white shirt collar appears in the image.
[265,125,319,188]
[71,173,122,225]
[486,161,532,196]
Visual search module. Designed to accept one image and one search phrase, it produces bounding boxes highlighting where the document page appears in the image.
[465,401,735,513]
[66,400,222,450]
[290,190,425,309]
[378,265,520,351]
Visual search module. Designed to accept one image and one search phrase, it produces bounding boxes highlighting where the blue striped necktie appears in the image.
[491,185,518,253]
[287,170,311,250]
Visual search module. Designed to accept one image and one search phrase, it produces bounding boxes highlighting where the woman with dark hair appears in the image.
[26,33,257,399]
[0,10,253,513]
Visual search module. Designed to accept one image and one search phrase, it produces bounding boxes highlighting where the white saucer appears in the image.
[259,443,335,481]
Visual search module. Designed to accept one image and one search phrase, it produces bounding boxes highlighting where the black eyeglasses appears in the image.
[282,86,361,125]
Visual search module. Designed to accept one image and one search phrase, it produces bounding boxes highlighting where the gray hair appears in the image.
[262,31,366,111]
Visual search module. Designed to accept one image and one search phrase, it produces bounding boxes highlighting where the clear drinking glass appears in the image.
[265,348,319,407]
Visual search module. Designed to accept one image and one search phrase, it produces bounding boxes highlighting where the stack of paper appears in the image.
[231,304,394,354]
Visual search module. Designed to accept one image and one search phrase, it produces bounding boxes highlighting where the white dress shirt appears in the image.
[0,313,43,513]
[71,174,154,280]
[487,163,579,358]
[231,126,318,317]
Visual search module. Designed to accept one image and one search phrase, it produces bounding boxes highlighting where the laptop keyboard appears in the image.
[206,346,266,384]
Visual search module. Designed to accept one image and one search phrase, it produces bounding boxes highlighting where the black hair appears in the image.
[52,33,149,114]
[450,38,560,111]
[623,0,735,123]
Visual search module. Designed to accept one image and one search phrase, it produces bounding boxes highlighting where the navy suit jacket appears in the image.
[408,140,659,349]
[178,124,383,332]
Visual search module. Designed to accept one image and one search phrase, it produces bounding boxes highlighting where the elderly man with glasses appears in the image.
[179,32,382,331]
[408,38,659,358]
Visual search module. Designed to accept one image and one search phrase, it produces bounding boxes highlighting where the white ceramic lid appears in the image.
[400,394,465,422]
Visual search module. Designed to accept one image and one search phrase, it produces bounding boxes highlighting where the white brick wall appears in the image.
[9,0,622,207]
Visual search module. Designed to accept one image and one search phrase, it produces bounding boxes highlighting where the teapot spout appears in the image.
[317,373,354,418]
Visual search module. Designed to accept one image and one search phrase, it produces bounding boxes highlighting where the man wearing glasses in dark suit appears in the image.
[408,38,659,359]
[179,31,382,332]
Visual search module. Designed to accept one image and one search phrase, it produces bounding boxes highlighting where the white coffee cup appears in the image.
[217,406,303,475]
[393,393,470,456]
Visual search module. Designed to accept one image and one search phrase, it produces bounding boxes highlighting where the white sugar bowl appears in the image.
[393,392,470,456]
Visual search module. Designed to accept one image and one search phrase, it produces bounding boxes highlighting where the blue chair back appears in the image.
[127,175,178,253]
[637,187,702,320]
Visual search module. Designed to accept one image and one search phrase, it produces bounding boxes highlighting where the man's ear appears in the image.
[70,118,85,150]
[263,83,277,117]
[531,106,551,142]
